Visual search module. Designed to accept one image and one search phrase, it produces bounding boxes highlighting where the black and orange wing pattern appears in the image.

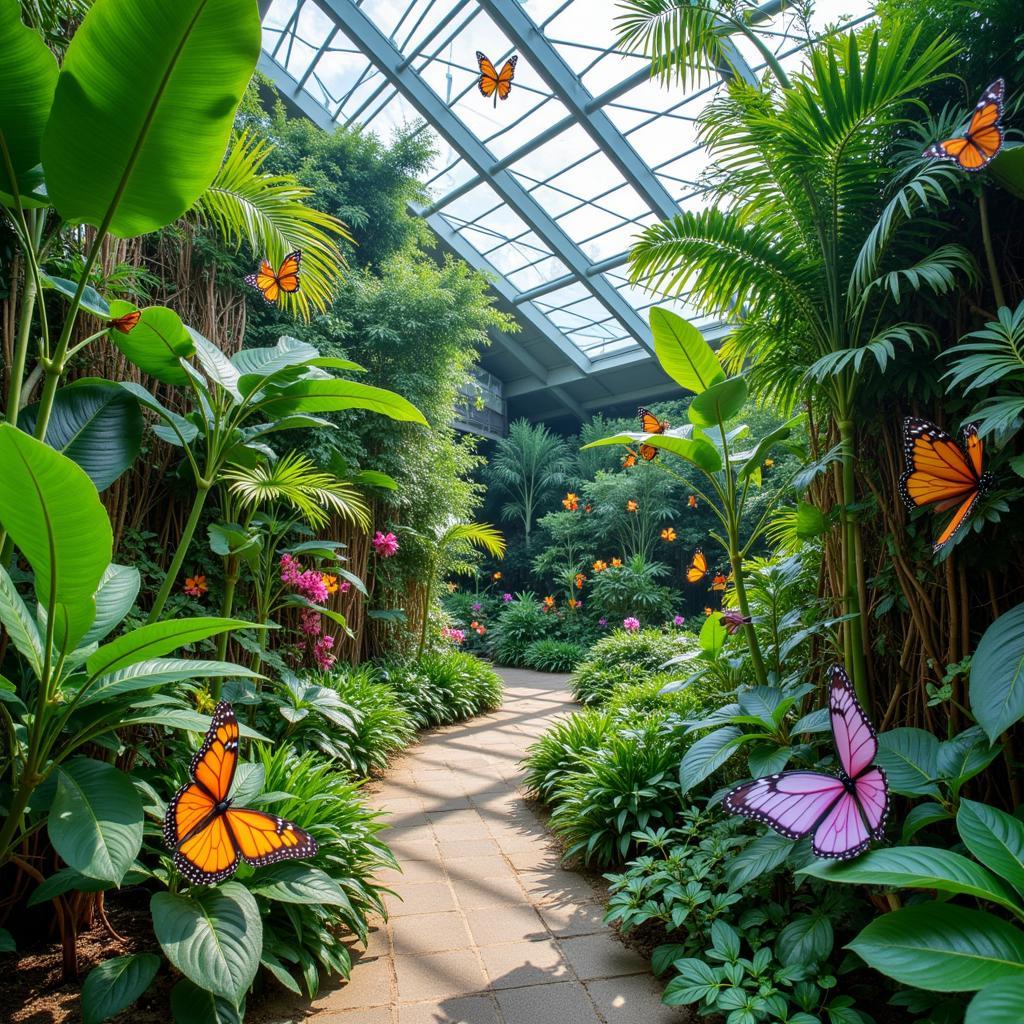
[622,449,638,469]
[899,417,991,551]
[923,78,1005,171]
[245,250,301,304]
[638,407,668,462]
[477,52,517,106]
[109,310,141,334]
[163,702,317,885]
[686,549,709,584]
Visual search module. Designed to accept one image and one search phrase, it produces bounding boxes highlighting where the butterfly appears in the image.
[687,495,698,509]
[477,52,517,107]
[245,250,301,304]
[622,450,638,469]
[163,702,317,885]
[638,407,669,462]
[923,78,1005,172]
[686,549,708,584]
[711,572,727,592]
[108,310,141,334]
[899,417,993,552]
[724,664,889,860]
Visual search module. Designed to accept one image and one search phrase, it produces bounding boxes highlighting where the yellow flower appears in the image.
[626,500,639,513]
[543,595,555,608]
[704,606,713,616]
[568,598,579,609]
[661,527,676,542]
[322,573,339,595]
[195,689,215,715]
[764,458,774,468]
[562,492,579,511]
[593,560,608,572]
[446,581,458,592]
[611,558,622,567]
[493,571,502,581]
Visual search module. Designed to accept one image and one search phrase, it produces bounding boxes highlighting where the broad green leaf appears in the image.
[259,379,427,425]
[736,414,805,480]
[776,913,833,964]
[958,800,1024,898]
[170,979,243,1024]
[39,272,111,318]
[20,379,143,491]
[0,424,112,652]
[688,376,747,427]
[229,762,264,805]
[679,726,742,795]
[847,903,1024,991]
[80,564,141,648]
[0,0,58,195]
[969,602,1024,742]
[119,382,199,445]
[123,705,268,740]
[79,658,261,707]
[649,306,724,394]
[725,831,794,891]
[876,727,941,797]
[800,847,1022,915]
[351,469,398,491]
[990,144,1024,200]
[81,953,160,1024]
[699,612,727,656]
[582,429,722,473]
[28,866,107,907]
[87,617,261,678]
[190,330,240,397]
[901,802,953,844]
[795,501,829,539]
[246,863,350,907]
[938,727,1002,788]
[42,0,260,237]
[966,977,1024,1023]
[49,758,143,884]
[108,303,195,385]
[151,882,262,1002]
[0,564,44,678]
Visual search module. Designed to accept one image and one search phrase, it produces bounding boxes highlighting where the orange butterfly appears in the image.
[923,78,1005,172]
[638,407,669,462]
[687,495,698,509]
[686,549,708,584]
[245,250,301,304]
[711,573,728,592]
[109,310,141,334]
[477,52,517,107]
[163,702,317,885]
[622,449,638,469]
[900,417,993,551]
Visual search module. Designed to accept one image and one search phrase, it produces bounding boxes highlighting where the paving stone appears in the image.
[558,934,649,980]
[494,981,601,1024]
[478,938,571,989]
[316,1007,394,1024]
[391,911,473,956]
[314,955,392,1011]
[454,874,528,909]
[394,950,488,1001]
[535,900,608,937]
[376,858,446,885]
[397,995,501,1024]
[586,975,692,1022]
[386,882,458,917]
[437,838,502,859]
[462,903,547,946]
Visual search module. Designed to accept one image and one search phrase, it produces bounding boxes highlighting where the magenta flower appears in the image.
[279,552,302,585]
[623,617,640,632]
[502,592,513,602]
[673,614,686,627]
[339,579,351,593]
[721,610,753,635]
[472,602,482,613]
[441,626,465,645]
[598,617,607,627]
[313,634,336,670]
[373,531,399,558]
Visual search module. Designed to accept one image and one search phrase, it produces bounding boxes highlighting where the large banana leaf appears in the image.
[42,0,260,236]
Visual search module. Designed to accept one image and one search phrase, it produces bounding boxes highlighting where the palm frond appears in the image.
[805,323,933,383]
[860,244,976,308]
[440,521,507,560]
[191,130,354,320]
[223,452,369,529]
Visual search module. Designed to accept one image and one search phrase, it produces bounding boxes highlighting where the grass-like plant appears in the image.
[521,708,615,803]
[523,638,587,673]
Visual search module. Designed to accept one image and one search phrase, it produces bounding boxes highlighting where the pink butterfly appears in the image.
[723,665,888,860]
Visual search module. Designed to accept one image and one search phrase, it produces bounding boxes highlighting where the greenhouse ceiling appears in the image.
[257,0,868,423]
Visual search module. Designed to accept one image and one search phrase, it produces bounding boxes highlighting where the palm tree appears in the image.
[617,6,966,703]
[486,419,574,549]
[417,520,506,656]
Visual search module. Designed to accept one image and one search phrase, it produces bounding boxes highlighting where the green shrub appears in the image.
[571,628,694,705]
[245,745,396,998]
[489,594,549,665]
[605,673,719,720]
[317,665,417,775]
[521,708,615,802]
[548,718,684,865]
[586,555,675,620]
[378,650,502,726]
[523,638,587,673]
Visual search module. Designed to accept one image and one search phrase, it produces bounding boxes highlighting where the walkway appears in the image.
[288,667,685,1024]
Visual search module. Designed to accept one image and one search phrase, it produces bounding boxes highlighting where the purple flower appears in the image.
[673,615,686,627]
[623,617,640,632]
[720,610,753,635]
[441,626,466,645]
[373,531,399,558]
[598,617,607,627]
[472,602,482,613]
[502,592,513,602]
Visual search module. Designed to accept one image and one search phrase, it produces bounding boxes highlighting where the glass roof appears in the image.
[258,0,870,407]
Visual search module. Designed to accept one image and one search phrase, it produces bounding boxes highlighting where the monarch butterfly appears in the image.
[109,310,141,334]
[899,417,994,552]
[638,407,668,462]
[686,549,708,584]
[711,573,727,592]
[923,78,1005,172]
[477,52,517,107]
[163,702,317,885]
[245,250,301,304]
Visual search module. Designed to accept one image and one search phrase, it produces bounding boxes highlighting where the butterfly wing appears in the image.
[932,491,982,550]
[924,78,1004,171]
[245,260,280,304]
[638,443,659,462]
[622,450,638,469]
[853,766,889,837]
[828,664,877,779]
[190,701,239,803]
[638,407,666,434]
[810,789,874,859]
[275,250,301,294]
[723,771,846,841]
[174,812,240,885]
[477,52,498,97]
[496,56,517,100]
[223,806,318,868]
[686,549,708,584]
[109,310,141,334]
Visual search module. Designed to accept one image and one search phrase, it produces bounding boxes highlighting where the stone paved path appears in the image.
[280,667,685,1024]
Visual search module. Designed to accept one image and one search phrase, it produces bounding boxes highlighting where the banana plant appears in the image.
[583,308,803,688]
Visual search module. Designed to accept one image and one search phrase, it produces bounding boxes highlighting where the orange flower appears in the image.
[562,492,579,511]
[476,625,487,635]
[593,560,608,572]
[611,557,622,567]
[543,595,555,608]
[471,621,479,629]
[712,573,727,592]
[568,598,579,609]
[687,495,698,509]
[626,500,639,513]
[321,573,339,595]
[184,575,207,597]
[763,458,774,468]
[704,606,713,616]
[575,572,586,589]
[661,527,676,542]
[493,571,502,581]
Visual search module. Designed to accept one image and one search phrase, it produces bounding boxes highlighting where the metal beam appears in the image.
[477,0,680,223]
[312,0,655,354]
[258,52,335,130]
